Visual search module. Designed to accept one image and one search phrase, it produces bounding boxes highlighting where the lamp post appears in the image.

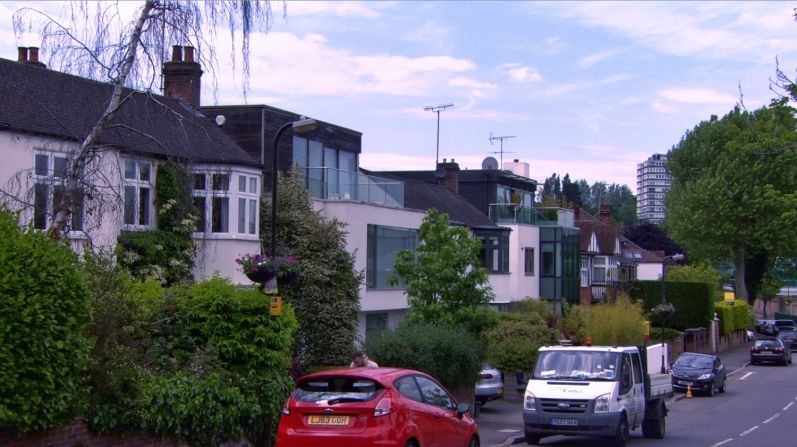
[270,117,316,258]
[659,253,684,373]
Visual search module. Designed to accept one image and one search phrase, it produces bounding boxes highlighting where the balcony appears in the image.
[300,167,404,208]
[488,204,574,227]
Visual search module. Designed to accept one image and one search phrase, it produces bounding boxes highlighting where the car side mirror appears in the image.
[456,403,469,418]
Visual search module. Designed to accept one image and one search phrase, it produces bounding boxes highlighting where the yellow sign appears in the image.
[641,320,650,339]
[270,296,283,316]
[724,291,735,304]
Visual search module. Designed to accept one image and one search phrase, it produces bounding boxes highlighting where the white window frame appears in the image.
[593,256,607,283]
[191,166,260,239]
[32,150,84,232]
[122,158,154,229]
[580,256,590,287]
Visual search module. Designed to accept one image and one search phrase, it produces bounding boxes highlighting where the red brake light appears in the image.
[480,373,494,380]
[775,347,783,352]
[374,397,392,417]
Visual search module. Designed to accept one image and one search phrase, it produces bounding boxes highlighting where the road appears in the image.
[480,360,796,446]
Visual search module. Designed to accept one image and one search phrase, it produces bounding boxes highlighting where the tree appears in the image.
[622,222,683,255]
[261,169,362,367]
[539,173,636,226]
[392,208,497,335]
[9,1,279,240]
[665,99,797,300]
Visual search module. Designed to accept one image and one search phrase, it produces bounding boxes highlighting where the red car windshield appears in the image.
[294,377,384,404]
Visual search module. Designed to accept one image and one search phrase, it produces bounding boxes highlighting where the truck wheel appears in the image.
[645,413,666,439]
[613,415,629,447]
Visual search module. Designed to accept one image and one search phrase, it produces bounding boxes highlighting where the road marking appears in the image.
[784,402,794,411]
[763,413,780,424]
[739,426,759,437]
[738,372,754,381]
[498,429,520,433]
[712,439,734,447]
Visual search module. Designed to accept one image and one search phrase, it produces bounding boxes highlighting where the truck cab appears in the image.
[523,345,671,446]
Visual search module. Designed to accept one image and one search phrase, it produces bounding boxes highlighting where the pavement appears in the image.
[477,342,754,447]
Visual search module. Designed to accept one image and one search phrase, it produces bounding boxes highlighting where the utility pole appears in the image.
[489,133,516,167]
[424,103,454,165]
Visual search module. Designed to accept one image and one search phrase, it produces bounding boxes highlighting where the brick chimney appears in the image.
[437,158,460,194]
[17,47,46,68]
[163,45,202,108]
[599,203,612,225]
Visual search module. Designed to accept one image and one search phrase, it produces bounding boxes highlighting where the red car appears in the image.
[276,367,479,447]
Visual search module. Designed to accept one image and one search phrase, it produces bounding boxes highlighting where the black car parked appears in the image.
[750,337,792,365]
[671,352,727,397]
[776,329,797,352]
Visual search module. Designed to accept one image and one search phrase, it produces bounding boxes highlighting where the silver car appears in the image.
[475,364,504,406]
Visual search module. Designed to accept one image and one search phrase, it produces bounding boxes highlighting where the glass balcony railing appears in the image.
[488,204,575,227]
[300,167,404,208]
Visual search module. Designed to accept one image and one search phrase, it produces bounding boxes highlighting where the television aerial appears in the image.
[489,132,516,167]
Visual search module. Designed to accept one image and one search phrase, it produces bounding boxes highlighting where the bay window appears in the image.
[192,169,260,237]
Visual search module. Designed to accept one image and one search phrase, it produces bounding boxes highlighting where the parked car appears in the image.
[475,364,504,407]
[276,367,479,447]
[776,329,797,351]
[774,319,797,333]
[670,352,726,396]
[756,319,777,336]
[750,337,793,365]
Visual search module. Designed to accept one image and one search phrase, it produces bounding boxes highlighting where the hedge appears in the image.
[715,302,752,335]
[0,210,93,435]
[630,280,714,330]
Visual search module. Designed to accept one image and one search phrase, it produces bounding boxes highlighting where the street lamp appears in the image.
[270,117,316,258]
[658,253,685,373]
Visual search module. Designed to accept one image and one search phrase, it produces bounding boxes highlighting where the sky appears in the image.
[3,1,797,189]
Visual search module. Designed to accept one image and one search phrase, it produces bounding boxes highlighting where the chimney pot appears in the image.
[443,158,447,163]
[17,47,28,62]
[28,47,39,62]
[514,159,519,162]
[172,45,182,61]
[184,46,194,62]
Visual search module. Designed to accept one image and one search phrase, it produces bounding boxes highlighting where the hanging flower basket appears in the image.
[246,267,276,283]
[236,253,301,286]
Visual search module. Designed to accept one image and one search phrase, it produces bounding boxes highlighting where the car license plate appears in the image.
[761,351,772,355]
[678,380,690,386]
[550,418,578,426]
[307,415,350,425]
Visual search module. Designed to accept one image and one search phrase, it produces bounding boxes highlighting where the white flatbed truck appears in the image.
[522,345,673,446]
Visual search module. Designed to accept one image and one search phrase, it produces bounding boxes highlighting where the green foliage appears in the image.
[540,174,637,225]
[631,280,715,330]
[392,208,497,334]
[365,322,485,389]
[650,327,682,344]
[486,313,561,373]
[666,99,797,299]
[562,302,587,343]
[81,253,152,434]
[147,373,255,446]
[116,162,195,286]
[583,295,646,346]
[262,169,362,366]
[0,209,92,435]
[715,302,752,335]
[666,262,723,300]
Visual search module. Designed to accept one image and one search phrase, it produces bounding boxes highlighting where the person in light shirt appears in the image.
[350,351,379,368]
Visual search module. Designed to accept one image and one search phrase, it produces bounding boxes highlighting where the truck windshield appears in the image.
[533,351,620,381]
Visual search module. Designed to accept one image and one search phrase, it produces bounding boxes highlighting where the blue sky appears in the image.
[3,1,797,189]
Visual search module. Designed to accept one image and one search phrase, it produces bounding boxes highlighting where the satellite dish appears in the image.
[482,156,499,170]
[434,167,446,179]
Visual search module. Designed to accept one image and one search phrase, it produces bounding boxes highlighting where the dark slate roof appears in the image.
[362,169,502,230]
[0,57,258,167]
[575,208,619,255]
[620,235,665,263]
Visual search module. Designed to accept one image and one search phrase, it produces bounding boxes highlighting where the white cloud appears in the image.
[497,63,543,83]
[651,99,678,114]
[533,2,797,64]
[577,48,622,69]
[659,88,738,105]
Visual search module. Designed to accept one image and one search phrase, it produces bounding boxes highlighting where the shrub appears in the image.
[365,322,485,390]
[666,262,723,300]
[0,209,92,435]
[715,302,752,335]
[486,313,561,373]
[583,294,646,346]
